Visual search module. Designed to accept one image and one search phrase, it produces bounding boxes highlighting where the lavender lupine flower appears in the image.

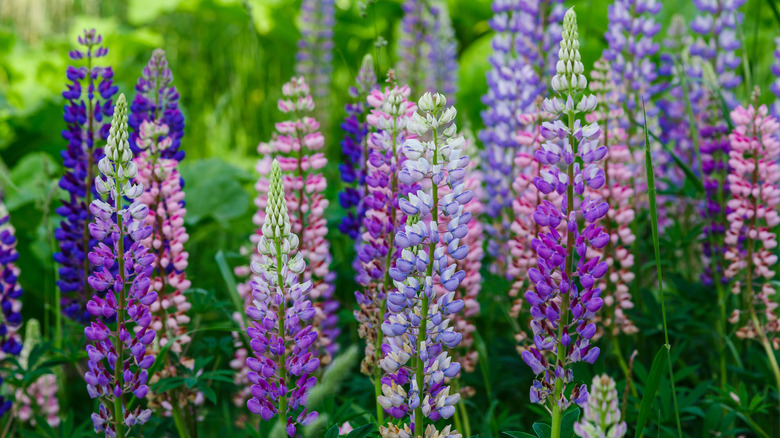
[0,197,22,418]
[690,0,745,108]
[83,94,157,438]
[771,38,780,120]
[522,8,608,421]
[573,375,627,438]
[129,49,184,160]
[378,93,468,437]
[397,0,434,97]
[338,55,377,240]
[354,83,418,381]
[479,0,564,276]
[429,1,458,101]
[55,29,118,323]
[244,159,319,436]
[295,0,335,119]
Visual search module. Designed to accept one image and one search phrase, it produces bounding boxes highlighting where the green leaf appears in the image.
[532,423,552,438]
[633,347,668,438]
[503,433,537,438]
[561,406,581,438]
[345,424,374,438]
[179,158,250,225]
[185,376,198,388]
[324,425,340,438]
[197,380,218,404]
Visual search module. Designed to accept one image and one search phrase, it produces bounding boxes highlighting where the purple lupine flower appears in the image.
[523,8,608,417]
[338,54,377,240]
[479,0,564,276]
[378,92,468,437]
[690,0,745,108]
[0,198,23,418]
[429,2,459,101]
[245,159,319,436]
[129,49,184,161]
[83,94,157,437]
[397,0,434,97]
[771,37,780,120]
[602,0,662,114]
[55,29,118,323]
[354,83,418,380]
[296,0,335,118]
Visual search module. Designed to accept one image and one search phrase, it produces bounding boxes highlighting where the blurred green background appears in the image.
[2,0,780,435]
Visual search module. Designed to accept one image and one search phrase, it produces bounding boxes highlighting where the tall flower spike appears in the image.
[55,29,118,323]
[429,1,459,101]
[296,0,335,122]
[245,159,320,436]
[690,0,745,108]
[83,94,158,438]
[772,37,780,120]
[523,7,607,425]
[338,54,378,240]
[0,196,22,419]
[379,92,467,438]
[573,375,627,438]
[480,0,565,276]
[130,49,199,417]
[15,319,61,428]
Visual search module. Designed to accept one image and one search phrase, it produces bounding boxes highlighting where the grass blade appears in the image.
[633,347,667,438]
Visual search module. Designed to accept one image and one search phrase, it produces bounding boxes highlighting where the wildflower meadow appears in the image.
[3,0,780,437]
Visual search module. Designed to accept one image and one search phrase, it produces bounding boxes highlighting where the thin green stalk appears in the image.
[274,238,288,434]
[113,174,127,438]
[643,101,683,438]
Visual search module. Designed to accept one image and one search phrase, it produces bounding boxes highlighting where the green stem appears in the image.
[113,174,127,438]
[275,238,288,434]
[171,403,190,438]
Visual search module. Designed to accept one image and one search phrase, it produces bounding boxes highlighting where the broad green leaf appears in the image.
[532,423,552,438]
[324,425,340,438]
[633,347,667,438]
[345,424,374,438]
[561,406,581,438]
[503,433,536,438]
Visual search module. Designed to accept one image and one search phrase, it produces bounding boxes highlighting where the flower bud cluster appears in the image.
[84,94,158,437]
[245,160,320,436]
[522,7,607,411]
[378,93,468,436]
[573,374,627,438]
[56,28,118,324]
[724,103,780,349]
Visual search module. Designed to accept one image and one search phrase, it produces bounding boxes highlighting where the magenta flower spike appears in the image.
[83,94,157,438]
[244,160,319,436]
[521,8,608,431]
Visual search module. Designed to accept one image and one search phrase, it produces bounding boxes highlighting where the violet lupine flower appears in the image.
[295,0,335,118]
[0,197,23,418]
[724,102,780,349]
[573,375,627,438]
[772,38,780,120]
[396,0,436,97]
[479,0,564,276]
[690,0,745,108]
[378,92,468,437]
[245,159,319,436]
[429,2,458,101]
[338,54,377,240]
[55,29,118,323]
[129,49,184,160]
[602,0,661,114]
[83,94,157,437]
[15,320,61,428]
[354,83,418,378]
[587,60,637,337]
[522,8,608,414]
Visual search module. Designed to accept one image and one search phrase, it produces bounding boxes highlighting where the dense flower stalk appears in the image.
[83,94,157,438]
[588,60,637,337]
[772,37,780,120]
[295,0,335,119]
[378,92,469,438]
[130,50,198,417]
[354,83,418,381]
[0,197,22,418]
[573,375,627,438]
[338,55,378,240]
[15,319,61,428]
[429,1,458,100]
[521,9,608,433]
[724,102,780,347]
[244,159,319,436]
[690,0,745,108]
[55,29,118,323]
[479,0,564,275]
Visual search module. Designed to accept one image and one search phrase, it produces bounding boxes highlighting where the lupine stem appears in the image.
[275,237,288,434]
[113,172,126,438]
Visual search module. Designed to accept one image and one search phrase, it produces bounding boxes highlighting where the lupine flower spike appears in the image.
[0,196,23,418]
[574,375,627,438]
[15,319,61,428]
[56,29,118,323]
[724,96,780,405]
[521,8,608,433]
[244,159,319,436]
[296,0,335,122]
[379,92,468,438]
[83,94,158,438]
[130,49,199,417]
[772,37,780,120]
